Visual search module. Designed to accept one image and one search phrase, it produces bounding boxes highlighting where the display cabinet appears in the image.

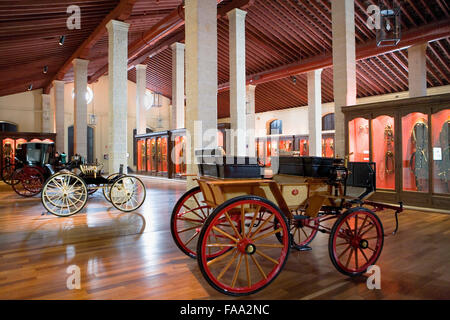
[342,93,450,210]
[171,129,187,179]
[256,135,295,166]
[135,131,170,177]
[0,132,56,175]
[294,135,309,156]
[322,133,335,158]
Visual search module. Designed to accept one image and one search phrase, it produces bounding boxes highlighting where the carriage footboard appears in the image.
[363,200,403,236]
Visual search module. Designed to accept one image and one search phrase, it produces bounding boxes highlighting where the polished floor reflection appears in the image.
[0,177,449,299]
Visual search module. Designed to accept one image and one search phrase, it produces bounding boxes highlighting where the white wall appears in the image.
[0,89,44,132]
[219,85,450,137]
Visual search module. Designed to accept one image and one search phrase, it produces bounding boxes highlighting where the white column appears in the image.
[332,0,356,158]
[73,58,89,158]
[53,80,65,153]
[246,84,256,157]
[228,8,247,156]
[171,42,185,129]
[136,64,147,135]
[185,0,218,187]
[41,94,52,133]
[408,43,428,98]
[307,69,322,157]
[106,20,129,174]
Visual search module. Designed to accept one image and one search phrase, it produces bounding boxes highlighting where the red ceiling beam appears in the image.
[43,0,137,93]
[218,19,450,92]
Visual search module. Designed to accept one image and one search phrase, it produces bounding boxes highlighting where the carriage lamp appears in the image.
[376,1,401,47]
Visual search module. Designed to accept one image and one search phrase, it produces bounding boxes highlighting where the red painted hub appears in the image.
[237,238,255,254]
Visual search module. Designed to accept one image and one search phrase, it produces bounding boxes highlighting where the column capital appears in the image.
[227,8,247,20]
[170,42,185,51]
[42,93,51,99]
[73,58,89,68]
[136,64,147,71]
[106,19,130,33]
[308,68,323,75]
[52,80,65,87]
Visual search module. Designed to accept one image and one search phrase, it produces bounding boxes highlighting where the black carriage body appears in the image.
[16,142,56,167]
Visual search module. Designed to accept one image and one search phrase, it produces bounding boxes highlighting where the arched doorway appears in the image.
[68,125,94,163]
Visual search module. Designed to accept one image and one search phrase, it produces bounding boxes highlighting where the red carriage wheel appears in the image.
[171,187,228,259]
[197,196,290,296]
[329,207,384,276]
[12,167,44,197]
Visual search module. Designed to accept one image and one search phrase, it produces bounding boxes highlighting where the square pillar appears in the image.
[136,64,147,135]
[171,42,185,129]
[106,20,130,173]
[41,94,52,133]
[408,43,428,98]
[228,8,247,156]
[53,80,65,153]
[185,0,218,187]
[246,84,256,157]
[332,0,356,158]
[73,58,89,158]
[307,69,322,157]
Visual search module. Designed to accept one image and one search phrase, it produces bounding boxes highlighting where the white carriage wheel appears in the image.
[102,173,125,202]
[109,175,146,212]
[41,173,88,217]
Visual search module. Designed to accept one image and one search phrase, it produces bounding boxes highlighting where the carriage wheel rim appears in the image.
[42,173,87,216]
[171,188,227,259]
[331,210,383,274]
[12,167,43,196]
[199,198,290,294]
[290,217,319,247]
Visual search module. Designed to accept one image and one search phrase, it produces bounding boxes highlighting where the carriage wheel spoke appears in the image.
[338,244,352,259]
[192,194,207,219]
[246,205,261,236]
[245,254,251,287]
[249,213,274,239]
[345,248,354,268]
[212,226,238,243]
[206,243,236,247]
[178,224,202,234]
[252,228,282,242]
[250,254,267,279]
[231,254,243,288]
[360,224,375,237]
[357,215,369,236]
[255,249,279,265]
[217,249,239,281]
[224,212,242,240]
[241,205,246,238]
[256,243,285,248]
[207,247,237,266]
[359,247,369,263]
[184,231,199,246]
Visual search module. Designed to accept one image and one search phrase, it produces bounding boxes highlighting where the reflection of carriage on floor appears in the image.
[171,151,402,296]
[41,162,146,217]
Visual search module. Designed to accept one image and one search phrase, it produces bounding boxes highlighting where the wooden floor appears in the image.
[0,177,449,300]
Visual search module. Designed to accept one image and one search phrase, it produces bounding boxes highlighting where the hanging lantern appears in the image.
[376,1,401,47]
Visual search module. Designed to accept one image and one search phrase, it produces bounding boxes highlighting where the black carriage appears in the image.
[41,162,146,217]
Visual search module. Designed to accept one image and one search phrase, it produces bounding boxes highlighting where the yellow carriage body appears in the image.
[195,174,346,219]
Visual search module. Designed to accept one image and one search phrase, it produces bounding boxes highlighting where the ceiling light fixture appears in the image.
[291,76,296,84]
[43,66,48,74]
[27,84,33,91]
[59,35,65,46]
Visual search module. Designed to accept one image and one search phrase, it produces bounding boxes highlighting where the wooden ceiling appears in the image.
[0,0,449,119]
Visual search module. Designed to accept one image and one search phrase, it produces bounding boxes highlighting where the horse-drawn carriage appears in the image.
[170,151,402,296]
[41,162,146,217]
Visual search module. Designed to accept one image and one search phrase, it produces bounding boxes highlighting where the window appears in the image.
[322,113,335,131]
[268,119,282,135]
